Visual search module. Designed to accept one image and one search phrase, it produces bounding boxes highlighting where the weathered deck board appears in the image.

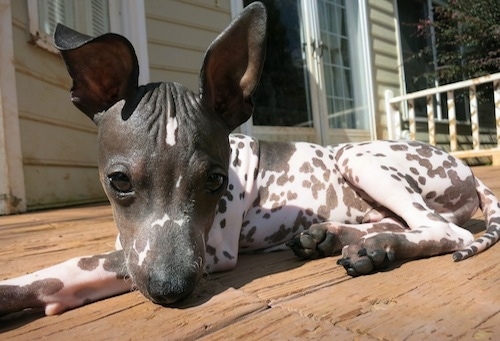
[1,166,499,340]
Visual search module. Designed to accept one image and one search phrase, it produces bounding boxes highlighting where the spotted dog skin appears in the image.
[1,2,499,317]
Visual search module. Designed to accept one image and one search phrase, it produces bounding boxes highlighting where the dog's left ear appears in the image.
[54,24,139,122]
[199,2,267,131]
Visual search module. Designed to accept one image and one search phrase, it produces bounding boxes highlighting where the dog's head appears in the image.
[54,3,266,304]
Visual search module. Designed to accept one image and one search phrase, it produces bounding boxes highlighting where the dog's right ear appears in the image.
[54,24,139,122]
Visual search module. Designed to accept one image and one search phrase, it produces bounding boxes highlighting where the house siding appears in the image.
[11,1,105,210]
[367,0,401,139]
[2,0,402,213]
[144,0,232,92]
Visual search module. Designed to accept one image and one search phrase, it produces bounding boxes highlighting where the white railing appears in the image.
[385,72,500,164]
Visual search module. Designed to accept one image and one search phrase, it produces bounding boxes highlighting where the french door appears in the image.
[238,0,375,145]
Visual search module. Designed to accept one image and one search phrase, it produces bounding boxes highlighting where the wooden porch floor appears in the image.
[1,166,499,340]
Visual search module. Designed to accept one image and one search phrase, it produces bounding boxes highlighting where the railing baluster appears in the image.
[447,90,457,152]
[469,85,480,150]
[384,90,399,140]
[494,79,500,148]
[408,98,416,141]
[427,95,436,146]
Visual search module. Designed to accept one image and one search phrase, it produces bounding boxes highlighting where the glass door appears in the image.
[240,0,375,145]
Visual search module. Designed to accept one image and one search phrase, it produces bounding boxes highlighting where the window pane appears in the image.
[37,0,109,37]
[38,0,75,36]
[244,0,312,127]
[319,0,363,129]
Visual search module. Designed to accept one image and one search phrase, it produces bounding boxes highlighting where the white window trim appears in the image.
[27,0,58,54]
[27,0,149,85]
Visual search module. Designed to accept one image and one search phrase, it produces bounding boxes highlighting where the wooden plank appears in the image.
[0,167,499,339]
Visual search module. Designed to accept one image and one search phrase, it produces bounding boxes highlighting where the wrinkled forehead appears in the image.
[131,82,203,143]
[98,82,204,147]
[97,82,230,160]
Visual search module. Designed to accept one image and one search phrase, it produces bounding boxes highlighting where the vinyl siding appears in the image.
[367,0,402,139]
[11,1,105,210]
[145,0,232,91]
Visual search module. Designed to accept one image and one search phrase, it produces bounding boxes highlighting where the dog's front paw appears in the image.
[287,223,339,259]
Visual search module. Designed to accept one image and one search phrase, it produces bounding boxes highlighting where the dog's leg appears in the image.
[331,148,477,276]
[0,250,130,316]
[288,217,407,260]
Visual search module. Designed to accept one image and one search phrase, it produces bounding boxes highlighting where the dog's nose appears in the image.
[147,271,198,305]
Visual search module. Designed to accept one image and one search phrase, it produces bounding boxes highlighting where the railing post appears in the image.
[469,85,480,150]
[447,90,457,152]
[494,79,500,148]
[426,95,436,146]
[384,90,400,140]
[408,99,416,141]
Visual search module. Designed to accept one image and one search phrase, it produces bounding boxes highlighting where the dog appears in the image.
[1,2,499,316]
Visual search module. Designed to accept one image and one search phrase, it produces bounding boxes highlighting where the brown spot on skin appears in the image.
[406,153,447,178]
[277,173,294,186]
[225,187,234,201]
[310,175,326,200]
[433,173,477,213]
[253,185,270,208]
[232,148,241,168]
[77,251,126,278]
[426,191,437,199]
[404,174,422,194]
[218,198,227,213]
[323,170,331,182]
[264,224,291,244]
[312,157,327,170]
[270,193,280,202]
[292,210,312,232]
[0,278,64,314]
[390,144,409,151]
[244,226,257,244]
[206,245,216,256]
[78,256,100,271]
[223,251,234,260]
[341,184,372,218]
[391,174,401,181]
[427,212,448,222]
[413,202,426,211]
[206,244,218,264]
[300,162,314,173]
[317,184,338,219]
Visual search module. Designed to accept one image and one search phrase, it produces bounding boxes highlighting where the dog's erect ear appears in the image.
[199,2,267,131]
[54,24,139,122]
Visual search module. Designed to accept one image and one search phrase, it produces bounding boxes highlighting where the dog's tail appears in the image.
[453,177,500,261]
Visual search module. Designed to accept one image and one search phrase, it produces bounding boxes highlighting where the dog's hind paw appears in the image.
[337,243,395,276]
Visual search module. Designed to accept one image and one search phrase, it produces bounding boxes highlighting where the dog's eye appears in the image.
[206,173,226,193]
[109,172,132,193]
